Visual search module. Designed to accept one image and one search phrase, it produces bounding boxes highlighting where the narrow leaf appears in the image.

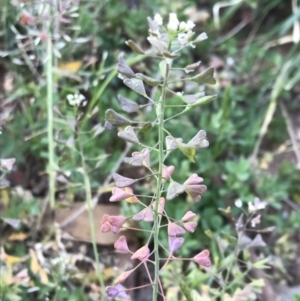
[172,270,194,301]
[125,40,145,54]
[187,94,217,108]
[136,73,161,86]
[220,232,237,244]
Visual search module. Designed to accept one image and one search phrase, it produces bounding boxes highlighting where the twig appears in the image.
[280,101,300,168]
[212,0,243,30]
[45,7,56,209]
[292,0,300,44]
[283,198,300,212]
[16,40,41,83]
[213,20,249,46]
[250,60,293,162]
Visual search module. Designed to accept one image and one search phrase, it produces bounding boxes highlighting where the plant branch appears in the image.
[152,62,170,301]
[46,14,56,209]
[78,137,106,299]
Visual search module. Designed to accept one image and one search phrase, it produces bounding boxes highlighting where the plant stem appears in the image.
[46,18,55,209]
[152,62,170,301]
[78,139,106,300]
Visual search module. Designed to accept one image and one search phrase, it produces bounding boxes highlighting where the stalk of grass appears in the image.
[78,137,106,300]
[250,59,293,162]
[46,16,56,209]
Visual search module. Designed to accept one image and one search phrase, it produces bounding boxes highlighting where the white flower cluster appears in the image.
[152,13,197,48]
[154,13,163,26]
[66,93,87,107]
[167,13,180,32]
[154,13,195,33]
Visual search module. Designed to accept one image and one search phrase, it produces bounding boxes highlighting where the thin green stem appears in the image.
[164,109,188,122]
[78,139,106,300]
[152,62,170,301]
[46,18,55,209]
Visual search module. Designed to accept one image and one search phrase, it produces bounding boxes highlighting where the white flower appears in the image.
[248,197,267,213]
[165,58,173,66]
[154,13,163,26]
[178,33,188,45]
[176,92,184,96]
[67,93,86,106]
[177,30,194,46]
[179,20,195,31]
[186,20,195,30]
[194,32,208,43]
[167,13,179,32]
[179,21,187,31]
[227,57,234,66]
[251,214,261,227]
[235,199,242,208]
[118,73,126,80]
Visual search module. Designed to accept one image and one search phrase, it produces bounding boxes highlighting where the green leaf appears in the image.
[220,231,237,243]
[139,122,153,132]
[171,270,193,301]
[177,143,196,163]
[218,207,233,219]
[252,257,270,269]
[205,229,215,240]
[186,94,218,108]
[249,278,265,288]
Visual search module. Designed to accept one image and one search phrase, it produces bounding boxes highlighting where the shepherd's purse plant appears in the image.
[102,13,218,301]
